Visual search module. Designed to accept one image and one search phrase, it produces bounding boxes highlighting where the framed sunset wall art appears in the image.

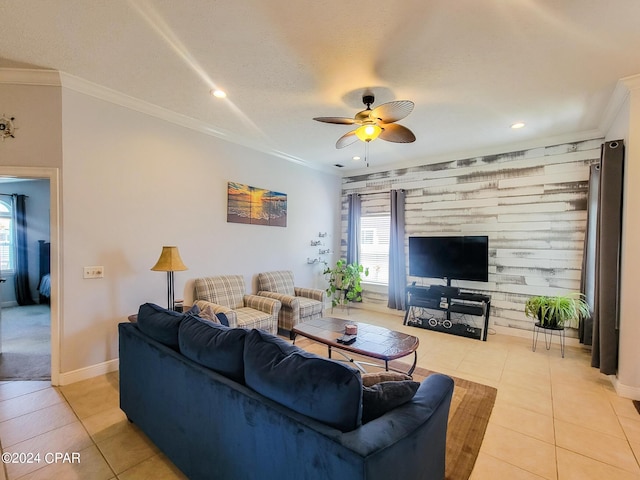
[227,182,287,227]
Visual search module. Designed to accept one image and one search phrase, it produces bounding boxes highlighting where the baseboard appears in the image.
[57,358,119,386]
[611,376,640,400]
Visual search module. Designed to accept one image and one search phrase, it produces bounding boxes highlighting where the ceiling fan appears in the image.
[313,94,416,149]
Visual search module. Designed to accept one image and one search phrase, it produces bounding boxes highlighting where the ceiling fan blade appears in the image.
[336,130,359,149]
[313,116,356,125]
[378,123,416,143]
[370,100,414,124]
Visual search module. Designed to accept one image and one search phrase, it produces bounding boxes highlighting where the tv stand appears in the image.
[403,285,491,341]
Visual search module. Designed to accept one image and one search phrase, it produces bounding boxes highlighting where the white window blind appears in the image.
[360,215,390,284]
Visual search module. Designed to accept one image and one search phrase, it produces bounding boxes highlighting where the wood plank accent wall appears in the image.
[341,138,603,336]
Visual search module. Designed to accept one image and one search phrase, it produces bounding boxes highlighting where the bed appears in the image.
[37,239,50,304]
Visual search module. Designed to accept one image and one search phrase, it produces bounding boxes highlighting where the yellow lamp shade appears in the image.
[355,124,382,142]
[151,246,188,272]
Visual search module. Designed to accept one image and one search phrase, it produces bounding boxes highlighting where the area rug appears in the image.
[0,305,51,380]
[294,338,497,480]
[409,365,496,480]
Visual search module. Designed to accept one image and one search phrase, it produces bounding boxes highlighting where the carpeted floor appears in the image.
[294,338,497,480]
[0,304,51,381]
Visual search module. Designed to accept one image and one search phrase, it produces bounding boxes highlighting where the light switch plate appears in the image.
[83,266,104,279]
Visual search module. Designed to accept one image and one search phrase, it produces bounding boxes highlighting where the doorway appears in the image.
[0,179,51,380]
[0,167,59,384]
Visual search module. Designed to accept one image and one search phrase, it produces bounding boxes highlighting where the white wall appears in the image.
[612,76,640,399]
[59,87,341,374]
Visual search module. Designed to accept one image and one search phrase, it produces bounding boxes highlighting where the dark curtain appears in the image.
[13,194,34,305]
[346,194,361,265]
[588,141,624,375]
[388,190,406,310]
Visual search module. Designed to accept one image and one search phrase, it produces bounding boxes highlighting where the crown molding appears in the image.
[0,68,60,86]
[57,73,333,174]
[621,73,640,91]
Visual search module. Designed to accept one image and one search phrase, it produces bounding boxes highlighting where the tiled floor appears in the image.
[0,308,638,479]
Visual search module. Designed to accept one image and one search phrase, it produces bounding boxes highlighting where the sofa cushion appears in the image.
[244,329,362,432]
[178,315,247,384]
[136,303,184,349]
[362,380,421,423]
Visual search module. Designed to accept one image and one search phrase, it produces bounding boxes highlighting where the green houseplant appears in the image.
[322,259,369,308]
[524,293,591,329]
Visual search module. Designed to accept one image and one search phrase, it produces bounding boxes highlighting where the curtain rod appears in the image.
[0,193,29,197]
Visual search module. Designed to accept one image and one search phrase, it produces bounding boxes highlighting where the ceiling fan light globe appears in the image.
[355,124,382,142]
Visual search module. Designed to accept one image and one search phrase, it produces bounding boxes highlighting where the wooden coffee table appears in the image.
[292,317,419,376]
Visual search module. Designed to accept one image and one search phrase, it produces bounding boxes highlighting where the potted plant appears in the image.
[322,259,369,308]
[524,293,591,329]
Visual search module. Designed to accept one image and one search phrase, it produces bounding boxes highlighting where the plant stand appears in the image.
[532,322,565,358]
[330,289,350,315]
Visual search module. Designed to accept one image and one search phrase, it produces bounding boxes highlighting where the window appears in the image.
[0,200,12,272]
[360,215,390,284]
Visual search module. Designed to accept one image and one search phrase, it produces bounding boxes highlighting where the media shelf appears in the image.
[403,285,491,341]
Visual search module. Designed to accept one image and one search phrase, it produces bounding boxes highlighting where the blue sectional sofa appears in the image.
[119,303,454,480]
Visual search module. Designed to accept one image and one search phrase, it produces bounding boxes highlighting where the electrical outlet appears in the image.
[83,266,104,279]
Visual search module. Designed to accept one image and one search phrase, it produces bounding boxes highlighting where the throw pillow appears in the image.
[136,303,184,349]
[362,380,421,423]
[198,304,221,324]
[178,314,247,383]
[361,371,412,387]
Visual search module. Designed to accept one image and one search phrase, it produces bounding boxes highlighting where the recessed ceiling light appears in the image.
[352,156,361,161]
[511,122,525,129]
[210,89,227,99]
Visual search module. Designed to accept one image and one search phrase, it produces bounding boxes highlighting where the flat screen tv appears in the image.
[408,235,489,283]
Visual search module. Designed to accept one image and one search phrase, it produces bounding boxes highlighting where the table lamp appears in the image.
[151,246,188,310]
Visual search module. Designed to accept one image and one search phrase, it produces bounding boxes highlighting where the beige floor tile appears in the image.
[619,415,640,445]
[13,445,114,480]
[81,405,131,444]
[470,452,547,480]
[490,402,555,444]
[0,402,77,448]
[118,453,188,480]
[555,419,639,474]
[499,369,552,396]
[556,447,640,480]
[0,388,65,423]
[504,351,551,378]
[0,382,50,403]
[4,421,93,478]
[97,424,159,474]
[61,383,119,420]
[552,388,625,439]
[456,359,503,382]
[609,393,640,421]
[496,383,553,417]
[481,423,557,480]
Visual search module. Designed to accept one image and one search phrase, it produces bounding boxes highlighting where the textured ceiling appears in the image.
[1,0,640,173]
